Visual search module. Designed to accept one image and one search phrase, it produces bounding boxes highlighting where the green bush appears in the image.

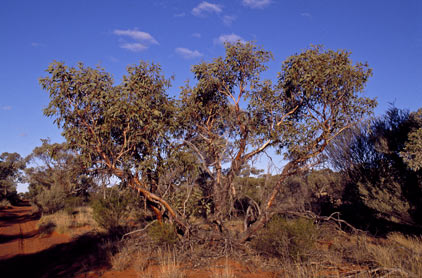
[170,186,208,218]
[148,221,178,246]
[37,221,56,236]
[91,188,131,233]
[35,186,66,214]
[64,196,84,215]
[252,216,318,261]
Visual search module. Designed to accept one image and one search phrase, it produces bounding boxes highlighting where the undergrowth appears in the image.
[37,206,99,236]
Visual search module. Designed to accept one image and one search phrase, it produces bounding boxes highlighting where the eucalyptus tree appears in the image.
[0,152,26,201]
[40,61,183,226]
[179,42,274,220]
[401,109,422,171]
[26,140,94,204]
[179,42,376,240]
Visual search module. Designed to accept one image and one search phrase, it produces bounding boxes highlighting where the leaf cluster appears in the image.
[327,107,422,226]
[40,61,174,176]
[0,152,26,201]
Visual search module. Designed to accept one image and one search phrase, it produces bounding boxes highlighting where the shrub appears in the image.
[91,188,131,234]
[109,242,135,271]
[35,185,66,214]
[148,221,178,246]
[37,221,56,236]
[64,196,84,215]
[252,215,318,261]
[170,186,206,218]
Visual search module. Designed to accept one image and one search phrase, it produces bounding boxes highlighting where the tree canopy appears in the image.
[401,109,422,171]
[327,107,422,227]
[177,42,376,239]
[26,140,95,211]
[40,42,376,239]
[40,61,181,225]
[0,152,26,201]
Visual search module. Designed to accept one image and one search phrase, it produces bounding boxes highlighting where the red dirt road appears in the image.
[0,204,111,278]
[0,204,70,259]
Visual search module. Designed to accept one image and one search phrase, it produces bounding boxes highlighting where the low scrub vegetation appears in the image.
[98,222,422,277]
[36,206,99,236]
[252,215,319,261]
[147,221,179,247]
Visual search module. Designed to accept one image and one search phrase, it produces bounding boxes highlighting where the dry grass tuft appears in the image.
[101,220,422,278]
[109,243,135,271]
[0,199,12,208]
[133,249,152,273]
[37,206,99,236]
[211,258,236,278]
[364,232,422,277]
[157,248,186,278]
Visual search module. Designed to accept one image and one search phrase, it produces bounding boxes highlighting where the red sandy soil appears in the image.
[97,258,277,278]
[0,203,70,259]
[0,203,110,277]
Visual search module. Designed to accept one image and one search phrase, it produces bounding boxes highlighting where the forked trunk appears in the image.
[112,169,187,233]
[238,162,296,243]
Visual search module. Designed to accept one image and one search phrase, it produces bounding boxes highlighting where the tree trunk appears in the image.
[112,168,188,233]
[238,161,296,243]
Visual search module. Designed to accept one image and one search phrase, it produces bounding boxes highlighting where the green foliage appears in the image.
[0,152,26,203]
[26,140,94,206]
[40,61,175,180]
[235,175,268,203]
[147,221,178,246]
[327,107,422,226]
[170,185,207,218]
[275,45,376,160]
[252,216,318,261]
[179,42,376,221]
[401,109,422,171]
[305,169,344,213]
[64,196,84,215]
[40,60,180,226]
[40,42,376,237]
[91,188,132,233]
[35,185,67,214]
[25,140,95,214]
[235,169,343,215]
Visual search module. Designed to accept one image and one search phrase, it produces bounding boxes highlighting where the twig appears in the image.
[284,210,365,234]
[121,220,157,240]
[369,267,417,278]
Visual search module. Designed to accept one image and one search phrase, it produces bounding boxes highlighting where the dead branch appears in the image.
[369,267,417,278]
[121,220,157,241]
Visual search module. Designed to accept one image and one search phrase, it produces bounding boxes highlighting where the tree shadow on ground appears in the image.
[0,210,41,228]
[0,229,39,244]
[0,232,115,278]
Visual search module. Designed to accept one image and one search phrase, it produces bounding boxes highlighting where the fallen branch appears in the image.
[284,210,365,234]
[369,267,417,278]
[121,220,157,241]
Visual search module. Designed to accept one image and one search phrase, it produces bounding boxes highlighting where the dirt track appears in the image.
[0,204,70,259]
[0,204,110,277]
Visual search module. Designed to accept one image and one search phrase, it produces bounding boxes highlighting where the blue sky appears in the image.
[1,0,421,170]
